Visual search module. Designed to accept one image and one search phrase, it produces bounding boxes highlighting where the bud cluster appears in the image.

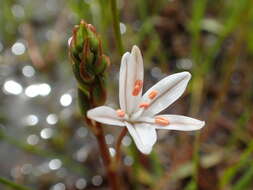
[69,20,110,114]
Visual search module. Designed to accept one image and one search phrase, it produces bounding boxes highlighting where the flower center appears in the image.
[116,109,125,117]
[132,80,143,96]
[155,116,169,126]
[139,102,150,109]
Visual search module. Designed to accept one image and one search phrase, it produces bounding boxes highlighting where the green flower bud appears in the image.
[78,88,91,115]
[94,55,110,75]
[72,57,94,84]
[75,24,85,51]
[69,20,110,115]
[91,75,107,106]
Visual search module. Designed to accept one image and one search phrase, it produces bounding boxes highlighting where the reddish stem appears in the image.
[115,128,128,164]
[89,121,121,190]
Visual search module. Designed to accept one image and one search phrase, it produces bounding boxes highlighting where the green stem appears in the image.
[189,0,207,188]
[0,177,31,190]
[109,0,124,55]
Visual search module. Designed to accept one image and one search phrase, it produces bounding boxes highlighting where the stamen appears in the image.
[155,116,169,126]
[148,90,158,99]
[132,80,143,96]
[116,109,125,117]
[135,80,143,87]
[139,102,150,109]
[132,86,141,96]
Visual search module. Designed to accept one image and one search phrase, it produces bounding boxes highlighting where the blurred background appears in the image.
[1,0,253,189]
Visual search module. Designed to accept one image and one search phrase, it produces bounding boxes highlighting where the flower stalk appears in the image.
[115,127,128,164]
[69,20,121,190]
[108,0,128,169]
[109,0,124,55]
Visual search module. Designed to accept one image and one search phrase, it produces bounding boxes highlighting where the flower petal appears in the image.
[139,72,191,116]
[125,122,157,154]
[119,52,130,112]
[87,106,125,126]
[119,46,144,114]
[138,114,205,131]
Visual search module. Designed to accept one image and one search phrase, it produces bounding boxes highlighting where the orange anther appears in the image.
[132,80,143,96]
[148,90,158,99]
[135,80,143,87]
[139,102,150,109]
[132,86,141,96]
[155,116,169,126]
[116,109,125,117]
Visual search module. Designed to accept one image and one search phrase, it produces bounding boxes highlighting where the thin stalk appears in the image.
[115,127,128,164]
[189,0,207,188]
[88,121,121,190]
[109,0,126,168]
[109,0,124,55]
[0,177,31,190]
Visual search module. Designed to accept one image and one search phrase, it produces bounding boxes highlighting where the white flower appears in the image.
[87,45,205,154]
